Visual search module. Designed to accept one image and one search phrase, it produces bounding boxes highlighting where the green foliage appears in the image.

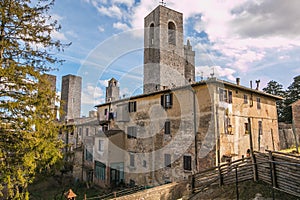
[0,0,69,198]
[262,80,286,122]
[263,77,300,123]
[283,75,300,123]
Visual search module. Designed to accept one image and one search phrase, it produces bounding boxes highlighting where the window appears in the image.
[130,153,135,167]
[104,108,108,116]
[128,101,137,113]
[102,125,108,132]
[85,148,93,161]
[95,161,106,180]
[168,22,176,45]
[228,91,233,104]
[86,128,89,136]
[99,140,104,152]
[164,121,171,134]
[219,88,228,102]
[225,117,232,134]
[164,154,171,168]
[127,126,137,139]
[258,121,263,135]
[183,155,192,171]
[143,160,147,168]
[245,123,249,134]
[149,23,154,46]
[78,127,82,136]
[244,94,248,104]
[257,97,261,109]
[161,93,173,109]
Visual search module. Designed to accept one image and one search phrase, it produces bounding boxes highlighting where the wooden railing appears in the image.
[191,151,300,198]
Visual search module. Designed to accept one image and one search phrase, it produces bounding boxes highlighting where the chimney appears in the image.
[256,80,260,90]
[236,78,240,86]
[250,81,253,89]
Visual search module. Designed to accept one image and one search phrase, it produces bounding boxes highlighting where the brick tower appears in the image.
[143,5,195,93]
[60,74,82,121]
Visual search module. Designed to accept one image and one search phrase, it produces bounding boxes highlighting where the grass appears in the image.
[280,146,300,154]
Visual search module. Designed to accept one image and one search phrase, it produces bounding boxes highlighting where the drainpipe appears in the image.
[192,89,198,171]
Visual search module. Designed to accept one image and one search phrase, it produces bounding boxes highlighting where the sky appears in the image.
[49,0,300,116]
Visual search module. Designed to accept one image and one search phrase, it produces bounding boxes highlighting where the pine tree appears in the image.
[0,0,69,198]
[262,80,286,122]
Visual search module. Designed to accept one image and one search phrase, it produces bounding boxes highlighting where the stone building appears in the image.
[61,74,82,121]
[95,78,281,186]
[85,5,282,188]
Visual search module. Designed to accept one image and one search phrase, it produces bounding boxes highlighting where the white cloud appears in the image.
[112,0,134,7]
[96,5,123,19]
[98,26,105,32]
[82,84,104,105]
[196,65,236,81]
[51,30,67,41]
[98,79,110,87]
[66,30,78,38]
[113,22,130,31]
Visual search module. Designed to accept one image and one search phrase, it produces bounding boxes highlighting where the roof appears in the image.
[95,78,283,108]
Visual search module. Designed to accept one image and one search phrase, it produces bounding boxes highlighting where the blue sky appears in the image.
[49,0,300,116]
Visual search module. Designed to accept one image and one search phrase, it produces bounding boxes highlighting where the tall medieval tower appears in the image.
[143,5,195,94]
[60,74,82,121]
[106,78,120,102]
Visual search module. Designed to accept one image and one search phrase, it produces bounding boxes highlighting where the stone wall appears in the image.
[114,182,189,200]
[278,123,299,149]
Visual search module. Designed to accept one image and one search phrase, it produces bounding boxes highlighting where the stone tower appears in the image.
[60,74,82,121]
[106,78,120,102]
[143,5,195,93]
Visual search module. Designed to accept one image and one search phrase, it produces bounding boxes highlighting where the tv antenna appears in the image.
[159,0,166,6]
[210,67,215,78]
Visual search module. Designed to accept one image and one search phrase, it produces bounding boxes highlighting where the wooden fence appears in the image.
[191,151,300,198]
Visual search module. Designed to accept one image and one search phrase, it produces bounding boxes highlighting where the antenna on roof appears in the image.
[210,67,215,78]
[159,0,166,6]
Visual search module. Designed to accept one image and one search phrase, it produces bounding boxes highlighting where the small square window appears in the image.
[164,154,171,168]
[244,95,248,104]
[161,93,173,109]
[245,123,249,134]
[228,91,233,104]
[257,97,261,109]
[130,154,135,167]
[183,155,192,171]
[164,121,171,134]
[128,101,137,113]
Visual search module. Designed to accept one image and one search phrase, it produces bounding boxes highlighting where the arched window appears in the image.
[168,22,176,45]
[149,23,154,46]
